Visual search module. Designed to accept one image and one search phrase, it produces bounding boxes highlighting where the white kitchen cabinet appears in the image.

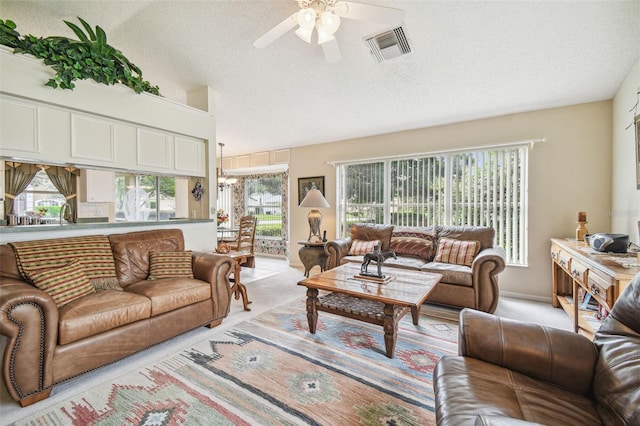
[79,169,115,203]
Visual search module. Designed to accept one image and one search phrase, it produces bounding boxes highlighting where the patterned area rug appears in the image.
[11,301,459,426]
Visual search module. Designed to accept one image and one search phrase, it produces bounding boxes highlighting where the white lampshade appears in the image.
[299,188,330,208]
[295,26,314,43]
[296,8,316,29]
[320,11,340,34]
[299,188,330,242]
[316,23,335,45]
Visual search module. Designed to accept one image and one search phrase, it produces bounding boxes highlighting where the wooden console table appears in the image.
[550,238,639,340]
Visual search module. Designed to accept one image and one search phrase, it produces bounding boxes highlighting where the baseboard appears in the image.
[500,291,552,304]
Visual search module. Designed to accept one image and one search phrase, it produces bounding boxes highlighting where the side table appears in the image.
[226,251,254,311]
[298,240,328,277]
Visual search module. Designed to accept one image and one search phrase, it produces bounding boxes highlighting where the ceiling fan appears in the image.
[253,0,404,63]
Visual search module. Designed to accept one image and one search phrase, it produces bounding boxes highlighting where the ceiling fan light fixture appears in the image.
[295,26,313,43]
[317,28,335,44]
[296,8,316,29]
[320,11,340,34]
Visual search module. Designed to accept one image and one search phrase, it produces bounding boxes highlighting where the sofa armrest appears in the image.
[325,238,352,270]
[192,252,233,321]
[471,246,506,313]
[459,308,598,395]
[0,278,58,404]
[472,246,506,274]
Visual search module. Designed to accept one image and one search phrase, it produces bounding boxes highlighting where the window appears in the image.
[244,176,282,238]
[217,185,234,227]
[338,144,528,265]
[115,173,178,222]
[14,170,65,222]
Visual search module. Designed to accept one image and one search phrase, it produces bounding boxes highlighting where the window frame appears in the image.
[336,143,531,266]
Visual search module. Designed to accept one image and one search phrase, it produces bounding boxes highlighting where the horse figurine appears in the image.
[360,242,397,277]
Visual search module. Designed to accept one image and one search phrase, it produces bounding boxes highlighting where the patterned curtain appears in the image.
[229,170,289,257]
[45,166,80,223]
[3,162,40,218]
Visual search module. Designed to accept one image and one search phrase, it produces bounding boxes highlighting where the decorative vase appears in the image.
[576,221,588,242]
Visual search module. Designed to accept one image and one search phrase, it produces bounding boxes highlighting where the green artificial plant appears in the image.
[0,17,160,95]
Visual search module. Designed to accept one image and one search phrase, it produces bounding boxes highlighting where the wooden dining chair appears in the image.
[229,215,257,267]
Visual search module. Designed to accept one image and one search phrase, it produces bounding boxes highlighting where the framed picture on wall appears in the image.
[298,176,325,205]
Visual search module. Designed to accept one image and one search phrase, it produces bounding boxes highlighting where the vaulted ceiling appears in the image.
[3,1,639,156]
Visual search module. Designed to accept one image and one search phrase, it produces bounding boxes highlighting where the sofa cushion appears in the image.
[349,240,380,255]
[434,356,602,425]
[148,251,194,280]
[383,256,428,270]
[108,229,185,287]
[9,235,119,286]
[592,274,640,424]
[390,236,434,261]
[435,238,480,267]
[58,290,152,345]
[421,262,473,286]
[28,259,96,308]
[436,225,495,250]
[350,223,394,252]
[125,278,212,316]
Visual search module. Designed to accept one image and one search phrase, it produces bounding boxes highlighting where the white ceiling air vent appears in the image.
[364,25,412,63]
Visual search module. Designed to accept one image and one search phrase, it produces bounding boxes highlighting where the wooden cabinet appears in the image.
[550,238,639,340]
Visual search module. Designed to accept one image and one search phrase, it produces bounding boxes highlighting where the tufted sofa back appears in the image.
[593,272,640,425]
[108,229,185,287]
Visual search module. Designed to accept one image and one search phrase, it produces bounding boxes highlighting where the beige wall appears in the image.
[289,100,613,301]
[611,57,640,244]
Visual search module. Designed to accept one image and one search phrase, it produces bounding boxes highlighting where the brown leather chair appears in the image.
[433,271,640,425]
[228,215,256,267]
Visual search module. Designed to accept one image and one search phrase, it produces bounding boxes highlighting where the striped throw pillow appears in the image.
[349,240,381,255]
[28,259,96,307]
[148,251,194,280]
[434,238,480,267]
[390,237,434,261]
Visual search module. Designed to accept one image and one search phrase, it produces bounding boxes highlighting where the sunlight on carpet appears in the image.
[12,300,459,426]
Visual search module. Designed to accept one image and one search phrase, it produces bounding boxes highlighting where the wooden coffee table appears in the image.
[297,263,442,358]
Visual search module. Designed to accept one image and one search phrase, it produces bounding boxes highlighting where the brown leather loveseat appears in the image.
[433,271,640,425]
[325,223,506,313]
[0,228,233,407]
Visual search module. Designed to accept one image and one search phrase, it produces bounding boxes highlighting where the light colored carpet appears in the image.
[0,261,572,423]
[12,300,459,425]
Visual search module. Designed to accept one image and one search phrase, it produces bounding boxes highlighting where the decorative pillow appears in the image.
[434,238,480,267]
[28,259,96,307]
[148,251,194,280]
[389,237,433,261]
[350,223,394,251]
[349,240,381,256]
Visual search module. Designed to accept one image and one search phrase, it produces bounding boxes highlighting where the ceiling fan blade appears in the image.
[321,38,341,63]
[333,1,404,26]
[253,12,298,48]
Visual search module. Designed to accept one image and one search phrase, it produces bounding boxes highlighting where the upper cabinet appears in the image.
[79,169,115,203]
[0,47,212,177]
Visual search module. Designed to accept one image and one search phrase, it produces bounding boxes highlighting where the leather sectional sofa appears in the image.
[325,223,506,313]
[0,228,232,407]
[433,271,640,425]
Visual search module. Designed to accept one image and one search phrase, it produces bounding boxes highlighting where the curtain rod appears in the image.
[327,137,547,167]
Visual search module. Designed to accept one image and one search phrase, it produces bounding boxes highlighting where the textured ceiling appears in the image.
[2,1,639,156]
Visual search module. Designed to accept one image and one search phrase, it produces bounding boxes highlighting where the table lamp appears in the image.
[299,185,330,243]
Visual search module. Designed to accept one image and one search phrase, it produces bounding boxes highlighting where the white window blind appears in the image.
[338,144,528,265]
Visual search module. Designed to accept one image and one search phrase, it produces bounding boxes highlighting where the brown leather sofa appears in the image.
[325,223,506,313]
[0,228,233,407]
[433,271,640,425]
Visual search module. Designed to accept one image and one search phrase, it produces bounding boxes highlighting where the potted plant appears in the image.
[0,17,160,95]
